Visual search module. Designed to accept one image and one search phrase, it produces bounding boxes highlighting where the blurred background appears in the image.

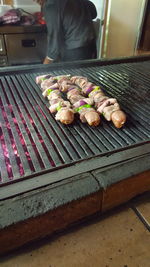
[0,0,150,66]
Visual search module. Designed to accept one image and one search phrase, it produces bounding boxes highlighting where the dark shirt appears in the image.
[43,0,97,60]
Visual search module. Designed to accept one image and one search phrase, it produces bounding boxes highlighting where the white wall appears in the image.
[104,0,147,58]
[13,0,40,13]
[91,0,105,19]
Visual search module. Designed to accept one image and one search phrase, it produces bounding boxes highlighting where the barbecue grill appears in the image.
[0,55,150,254]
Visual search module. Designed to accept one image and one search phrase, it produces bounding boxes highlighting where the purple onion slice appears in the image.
[85,86,94,95]
[74,100,87,108]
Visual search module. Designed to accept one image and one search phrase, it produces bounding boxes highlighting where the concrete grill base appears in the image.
[0,166,150,255]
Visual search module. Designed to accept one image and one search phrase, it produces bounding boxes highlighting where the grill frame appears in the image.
[0,55,150,199]
[0,54,150,75]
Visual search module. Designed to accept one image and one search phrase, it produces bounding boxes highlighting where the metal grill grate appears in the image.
[0,58,150,186]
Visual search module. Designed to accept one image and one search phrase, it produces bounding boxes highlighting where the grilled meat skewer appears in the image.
[58,78,100,126]
[71,76,126,128]
[37,75,74,125]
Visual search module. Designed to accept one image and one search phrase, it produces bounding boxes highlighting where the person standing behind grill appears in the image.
[34,0,97,64]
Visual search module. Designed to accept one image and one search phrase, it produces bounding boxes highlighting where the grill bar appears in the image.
[11,75,64,166]
[72,68,146,143]
[0,57,150,187]
[90,71,150,132]
[0,106,24,180]
[8,75,59,169]
[1,77,43,173]
[28,73,103,156]
[87,64,150,136]
[24,74,92,159]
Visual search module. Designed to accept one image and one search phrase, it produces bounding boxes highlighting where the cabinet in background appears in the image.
[0,25,47,66]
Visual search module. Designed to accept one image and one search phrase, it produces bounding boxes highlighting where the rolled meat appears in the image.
[55,107,75,125]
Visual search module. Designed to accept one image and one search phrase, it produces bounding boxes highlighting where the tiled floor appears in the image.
[133,198,150,225]
[0,193,150,267]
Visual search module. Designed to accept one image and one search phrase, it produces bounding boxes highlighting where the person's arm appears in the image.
[42,2,61,61]
[84,0,97,20]
[43,56,53,64]
[35,1,60,64]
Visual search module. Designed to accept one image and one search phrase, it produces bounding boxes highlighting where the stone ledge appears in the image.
[0,170,150,255]
[0,173,100,229]
[0,191,102,256]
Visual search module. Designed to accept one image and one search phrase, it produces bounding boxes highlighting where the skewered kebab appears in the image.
[71,76,126,128]
[57,76,100,126]
[38,76,75,125]
[36,74,126,128]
